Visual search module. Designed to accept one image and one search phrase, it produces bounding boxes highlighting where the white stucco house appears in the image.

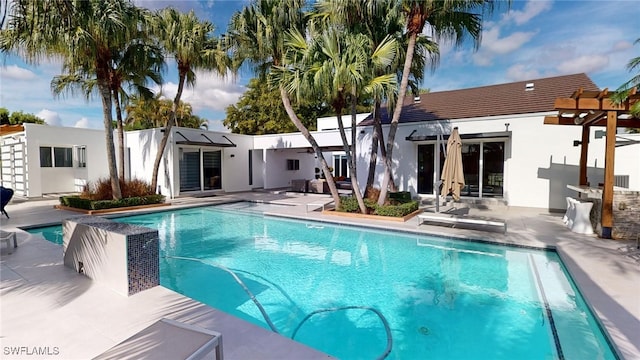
[1,73,638,211]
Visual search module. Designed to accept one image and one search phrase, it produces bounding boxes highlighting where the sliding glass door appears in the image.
[179,147,222,193]
[203,150,222,190]
[417,140,505,198]
[179,148,201,192]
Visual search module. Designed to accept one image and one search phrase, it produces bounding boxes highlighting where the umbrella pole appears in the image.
[435,133,442,213]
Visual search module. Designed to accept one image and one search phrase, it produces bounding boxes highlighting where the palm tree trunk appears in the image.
[98,83,122,200]
[280,87,341,208]
[378,31,417,205]
[151,72,186,194]
[366,100,386,192]
[348,89,367,213]
[335,106,366,213]
[114,91,125,182]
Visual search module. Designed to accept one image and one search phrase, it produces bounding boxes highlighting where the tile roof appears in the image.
[360,73,599,125]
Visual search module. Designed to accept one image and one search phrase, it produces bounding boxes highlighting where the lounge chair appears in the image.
[1,230,17,254]
[1,186,14,218]
[95,318,223,360]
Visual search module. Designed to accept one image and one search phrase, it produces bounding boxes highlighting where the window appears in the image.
[54,147,73,167]
[76,146,86,168]
[287,159,300,171]
[40,147,53,167]
[40,146,74,168]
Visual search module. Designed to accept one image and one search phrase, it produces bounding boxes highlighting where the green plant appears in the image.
[389,191,411,203]
[82,178,155,200]
[373,200,419,217]
[338,196,361,212]
[60,194,165,210]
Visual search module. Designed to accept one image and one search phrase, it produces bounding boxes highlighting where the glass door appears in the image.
[203,150,222,190]
[179,148,201,192]
[417,144,434,194]
[482,142,504,197]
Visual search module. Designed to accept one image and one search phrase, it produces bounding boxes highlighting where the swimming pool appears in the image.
[28,203,617,359]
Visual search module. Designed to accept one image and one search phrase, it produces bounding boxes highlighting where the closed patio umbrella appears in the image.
[440,127,465,201]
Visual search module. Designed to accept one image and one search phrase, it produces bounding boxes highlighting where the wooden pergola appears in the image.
[544,87,640,238]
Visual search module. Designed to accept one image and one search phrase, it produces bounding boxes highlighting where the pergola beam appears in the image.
[553,98,629,111]
[543,116,639,128]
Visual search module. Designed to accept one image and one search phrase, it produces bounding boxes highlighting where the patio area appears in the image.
[0,192,638,359]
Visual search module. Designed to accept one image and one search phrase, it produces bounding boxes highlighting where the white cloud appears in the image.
[157,71,246,114]
[611,40,633,52]
[74,117,91,128]
[473,27,537,66]
[0,65,37,81]
[36,109,62,126]
[503,0,553,26]
[556,55,609,75]
[505,64,542,81]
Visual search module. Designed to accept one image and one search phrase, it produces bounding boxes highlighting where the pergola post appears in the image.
[579,126,590,186]
[601,111,617,238]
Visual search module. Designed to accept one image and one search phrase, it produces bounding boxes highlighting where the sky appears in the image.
[0,0,638,132]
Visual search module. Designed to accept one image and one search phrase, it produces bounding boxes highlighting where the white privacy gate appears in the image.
[1,139,28,197]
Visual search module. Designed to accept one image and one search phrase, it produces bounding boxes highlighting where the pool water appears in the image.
[28,204,616,359]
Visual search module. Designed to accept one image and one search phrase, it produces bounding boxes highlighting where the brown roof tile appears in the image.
[360,73,599,125]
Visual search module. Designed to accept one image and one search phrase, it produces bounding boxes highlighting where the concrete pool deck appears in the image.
[0,192,638,359]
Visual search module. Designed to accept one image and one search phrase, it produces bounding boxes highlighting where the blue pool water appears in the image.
[28,203,616,359]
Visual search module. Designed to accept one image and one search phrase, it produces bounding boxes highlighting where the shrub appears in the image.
[121,178,154,198]
[90,195,165,210]
[365,186,380,203]
[389,191,412,204]
[59,196,93,210]
[338,196,360,213]
[81,178,155,200]
[60,194,165,210]
[374,200,419,217]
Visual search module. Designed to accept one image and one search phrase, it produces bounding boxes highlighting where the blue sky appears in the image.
[0,0,638,132]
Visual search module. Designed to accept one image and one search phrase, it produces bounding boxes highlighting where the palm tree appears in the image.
[1,0,151,199]
[228,0,344,207]
[377,0,501,205]
[149,8,229,193]
[110,41,164,181]
[613,37,640,127]
[51,40,164,182]
[288,9,399,213]
[312,0,437,196]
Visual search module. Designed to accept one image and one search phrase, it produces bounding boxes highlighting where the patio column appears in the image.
[601,111,617,238]
[579,126,590,186]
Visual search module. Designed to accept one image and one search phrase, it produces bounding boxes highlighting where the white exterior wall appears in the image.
[262,149,315,189]
[614,133,640,190]
[253,130,347,190]
[352,113,634,210]
[317,113,370,131]
[126,128,165,192]
[125,127,254,197]
[22,124,110,197]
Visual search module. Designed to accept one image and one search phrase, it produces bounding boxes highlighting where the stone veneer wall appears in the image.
[63,215,159,296]
[587,189,640,240]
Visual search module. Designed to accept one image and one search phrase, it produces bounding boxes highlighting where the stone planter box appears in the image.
[321,209,421,222]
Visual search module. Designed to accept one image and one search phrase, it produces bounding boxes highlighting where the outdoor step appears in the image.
[420,197,508,211]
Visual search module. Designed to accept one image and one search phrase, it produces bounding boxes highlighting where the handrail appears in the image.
[165,255,393,359]
[166,255,281,333]
[291,305,393,360]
